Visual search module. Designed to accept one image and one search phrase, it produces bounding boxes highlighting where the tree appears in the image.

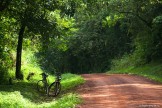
[6,0,59,79]
[16,22,26,79]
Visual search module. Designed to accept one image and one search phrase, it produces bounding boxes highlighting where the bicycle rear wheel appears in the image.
[48,82,61,97]
[37,80,47,93]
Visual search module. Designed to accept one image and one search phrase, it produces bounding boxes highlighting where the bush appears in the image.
[111,54,134,71]
[0,50,13,84]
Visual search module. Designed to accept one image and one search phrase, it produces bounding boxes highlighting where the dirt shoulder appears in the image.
[76,74,162,108]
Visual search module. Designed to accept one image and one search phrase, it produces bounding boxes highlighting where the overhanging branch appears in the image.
[114,10,152,29]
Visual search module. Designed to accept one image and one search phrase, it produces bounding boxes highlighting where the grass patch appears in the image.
[0,50,84,108]
[61,73,85,91]
[0,73,84,108]
[108,62,162,83]
[0,91,81,108]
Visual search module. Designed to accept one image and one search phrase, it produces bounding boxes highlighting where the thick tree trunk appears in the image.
[15,24,26,80]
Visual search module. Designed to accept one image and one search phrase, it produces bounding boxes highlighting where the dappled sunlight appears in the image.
[78,83,162,90]
[0,73,83,108]
[82,94,113,98]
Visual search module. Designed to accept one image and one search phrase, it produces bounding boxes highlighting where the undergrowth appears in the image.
[0,49,84,108]
[109,61,162,83]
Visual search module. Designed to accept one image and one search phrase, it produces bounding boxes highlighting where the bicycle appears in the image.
[37,73,48,94]
[48,72,61,97]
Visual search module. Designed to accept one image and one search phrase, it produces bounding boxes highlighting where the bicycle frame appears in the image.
[37,73,48,94]
[48,72,61,97]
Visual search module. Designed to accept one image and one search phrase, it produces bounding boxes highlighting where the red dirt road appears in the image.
[76,74,162,108]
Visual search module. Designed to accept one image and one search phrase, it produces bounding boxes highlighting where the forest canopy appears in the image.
[0,0,162,82]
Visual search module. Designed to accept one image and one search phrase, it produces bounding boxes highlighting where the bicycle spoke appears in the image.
[48,82,61,97]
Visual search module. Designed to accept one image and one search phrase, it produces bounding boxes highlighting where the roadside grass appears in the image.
[0,73,84,108]
[0,50,84,108]
[61,73,85,91]
[108,62,162,83]
[0,91,81,108]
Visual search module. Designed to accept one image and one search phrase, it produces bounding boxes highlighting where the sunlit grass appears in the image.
[0,50,84,108]
[0,91,81,108]
[61,73,85,91]
[108,62,162,83]
[0,73,84,108]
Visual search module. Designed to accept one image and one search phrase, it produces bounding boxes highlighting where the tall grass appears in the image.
[0,72,84,108]
[111,54,134,71]
[0,49,84,108]
[0,91,81,108]
[109,60,162,83]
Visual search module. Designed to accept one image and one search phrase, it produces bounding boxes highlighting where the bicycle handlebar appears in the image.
[40,73,48,78]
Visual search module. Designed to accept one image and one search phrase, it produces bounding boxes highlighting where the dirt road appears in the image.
[76,74,162,108]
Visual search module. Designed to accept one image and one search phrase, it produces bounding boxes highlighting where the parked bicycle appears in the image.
[48,72,61,97]
[37,72,61,97]
[37,73,48,94]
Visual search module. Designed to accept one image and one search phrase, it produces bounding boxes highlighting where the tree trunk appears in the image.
[15,24,26,80]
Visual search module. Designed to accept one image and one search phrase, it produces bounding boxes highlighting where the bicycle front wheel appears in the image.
[37,80,47,93]
[48,82,61,97]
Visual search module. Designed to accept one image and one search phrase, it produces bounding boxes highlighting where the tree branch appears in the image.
[115,10,152,29]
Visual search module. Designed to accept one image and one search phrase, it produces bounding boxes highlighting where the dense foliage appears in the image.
[0,0,162,82]
[40,0,162,73]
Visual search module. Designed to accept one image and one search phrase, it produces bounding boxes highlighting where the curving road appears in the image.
[76,74,162,108]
